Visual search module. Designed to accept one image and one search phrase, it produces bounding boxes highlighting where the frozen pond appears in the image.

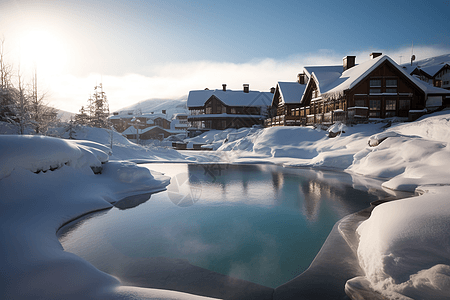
[58,163,396,289]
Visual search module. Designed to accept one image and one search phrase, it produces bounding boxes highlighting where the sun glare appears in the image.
[19,30,68,76]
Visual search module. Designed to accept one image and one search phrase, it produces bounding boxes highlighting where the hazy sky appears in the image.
[1,0,450,113]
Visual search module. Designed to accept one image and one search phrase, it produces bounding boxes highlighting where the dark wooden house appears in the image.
[402,54,450,91]
[187,84,273,131]
[267,53,450,126]
[265,78,308,126]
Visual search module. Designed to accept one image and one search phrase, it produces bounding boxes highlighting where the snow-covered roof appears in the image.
[122,125,165,135]
[303,65,344,95]
[173,113,188,118]
[187,89,273,108]
[306,55,450,99]
[109,113,169,121]
[276,82,308,104]
[402,53,450,75]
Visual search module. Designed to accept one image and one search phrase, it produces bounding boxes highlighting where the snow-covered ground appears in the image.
[1,109,450,299]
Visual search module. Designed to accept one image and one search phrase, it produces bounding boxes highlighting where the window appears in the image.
[370,100,381,110]
[434,80,442,88]
[370,88,381,94]
[369,100,381,117]
[386,79,397,87]
[385,88,397,93]
[355,99,366,107]
[370,79,382,87]
[386,100,396,110]
[399,99,410,110]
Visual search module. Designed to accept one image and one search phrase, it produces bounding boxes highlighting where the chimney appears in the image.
[243,84,249,93]
[343,56,356,71]
[297,72,306,84]
[370,52,382,59]
[270,87,275,93]
[162,110,166,114]
[222,84,227,91]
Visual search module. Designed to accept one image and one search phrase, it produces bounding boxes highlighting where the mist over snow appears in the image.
[2,109,450,299]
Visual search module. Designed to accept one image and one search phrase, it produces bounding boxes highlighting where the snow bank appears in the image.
[355,186,450,299]
[50,124,187,162]
[349,111,450,191]
[0,135,219,299]
[214,123,384,170]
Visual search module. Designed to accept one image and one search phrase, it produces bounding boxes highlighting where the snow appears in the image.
[3,108,450,299]
[115,98,189,120]
[304,55,450,100]
[402,53,450,75]
[355,186,450,300]
[303,65,343,95]
[276,81,307,104]
[187,89,273,108]
[0,135,219,299]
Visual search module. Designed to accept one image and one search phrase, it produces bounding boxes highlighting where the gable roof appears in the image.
[402,53,450,76]
[187,89,273,108]
[303,65,343,96]
[275,82,308,105]
[304,55,450,99]
[419,64,450,77]
[122,125,171,135]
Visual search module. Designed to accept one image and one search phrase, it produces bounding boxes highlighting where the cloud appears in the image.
[46,45,450,114]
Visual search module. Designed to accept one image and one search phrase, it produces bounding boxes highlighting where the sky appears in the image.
[1,0,450,114]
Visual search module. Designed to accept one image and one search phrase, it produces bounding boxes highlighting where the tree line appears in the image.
[0,38,58,135]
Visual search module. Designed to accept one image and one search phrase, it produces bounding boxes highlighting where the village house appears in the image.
[109,110,171,133]
[401,54,450,106]
[266,53,450,127]
[171,113,189,132]
[265,77,309,127]
[121,125,173,142]
[187,84,274,132]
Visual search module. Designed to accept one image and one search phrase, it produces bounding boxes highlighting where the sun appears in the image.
[19,30,68,76]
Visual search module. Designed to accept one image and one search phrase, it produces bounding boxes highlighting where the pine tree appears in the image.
[75,83,110,128]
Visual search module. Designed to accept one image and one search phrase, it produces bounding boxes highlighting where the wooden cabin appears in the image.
[187,84,273,131]
[265,77,308,127]
[402,54,450,91]
[267,53,450,127]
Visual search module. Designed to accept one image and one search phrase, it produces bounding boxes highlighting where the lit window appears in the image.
[370,100,381,111]
[386,100,396,110]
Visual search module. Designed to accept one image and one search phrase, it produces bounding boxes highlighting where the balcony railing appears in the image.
[266,107,369,127]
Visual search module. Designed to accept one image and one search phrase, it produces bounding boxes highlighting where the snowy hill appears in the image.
[115,97,188,120]
[56,109,76,122]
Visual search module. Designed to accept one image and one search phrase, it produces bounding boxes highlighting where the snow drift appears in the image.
[0,135,218,299]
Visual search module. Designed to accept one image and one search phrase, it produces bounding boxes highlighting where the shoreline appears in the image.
[56,161,412,299]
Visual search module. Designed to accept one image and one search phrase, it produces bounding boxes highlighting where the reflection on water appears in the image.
[58,163,407,289]
[113,192,154,210]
